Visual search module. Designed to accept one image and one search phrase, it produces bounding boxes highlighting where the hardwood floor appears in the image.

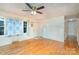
[0,37,79,55]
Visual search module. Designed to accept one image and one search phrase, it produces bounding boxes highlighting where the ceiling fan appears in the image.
[22,3,45,15]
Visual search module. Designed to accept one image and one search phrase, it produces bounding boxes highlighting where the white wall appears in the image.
[42,16,64,42]
[0,16,64,46]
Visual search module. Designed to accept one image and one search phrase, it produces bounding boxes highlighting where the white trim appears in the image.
[4,17,6,37]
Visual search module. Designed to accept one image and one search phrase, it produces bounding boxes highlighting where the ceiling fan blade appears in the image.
[25,3,32,9]
[36,11,43,14]
[22,10,31,11]
[37,6,44,10]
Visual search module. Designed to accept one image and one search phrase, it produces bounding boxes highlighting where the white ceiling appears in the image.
[0,3,79,20]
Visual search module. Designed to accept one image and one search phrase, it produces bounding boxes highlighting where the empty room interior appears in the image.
[0,3,79,55]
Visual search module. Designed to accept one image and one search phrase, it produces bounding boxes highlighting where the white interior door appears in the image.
[68,20,77,37]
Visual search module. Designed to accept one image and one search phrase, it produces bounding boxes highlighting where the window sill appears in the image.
[0,35,5,38]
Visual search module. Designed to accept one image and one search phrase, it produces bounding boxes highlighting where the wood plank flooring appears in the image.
[0,37,79,55]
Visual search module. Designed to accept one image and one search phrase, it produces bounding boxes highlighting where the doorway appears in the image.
[64,19,78,49]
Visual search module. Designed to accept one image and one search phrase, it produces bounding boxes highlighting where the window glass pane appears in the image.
[0,21,4,26]
[0,27,4,35]
[24,27,26,33]
[0,21,4,35]
[23,22,27,33]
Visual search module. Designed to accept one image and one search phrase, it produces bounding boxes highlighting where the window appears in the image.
[0,21,4,35]
[23,21,27,33]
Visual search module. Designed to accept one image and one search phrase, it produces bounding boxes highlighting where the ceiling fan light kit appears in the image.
[31,11,37,15]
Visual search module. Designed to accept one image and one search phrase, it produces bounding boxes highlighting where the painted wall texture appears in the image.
[42,16,64,42]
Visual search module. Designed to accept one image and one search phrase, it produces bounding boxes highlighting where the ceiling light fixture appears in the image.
[31,11,37,15]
